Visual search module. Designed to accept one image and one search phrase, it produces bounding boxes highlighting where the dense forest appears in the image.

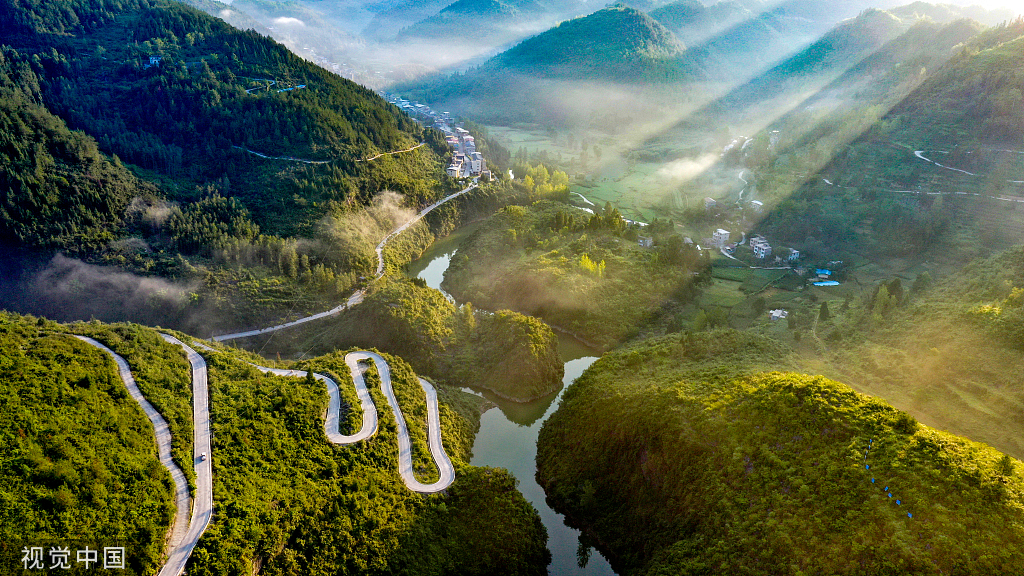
[0,314,176,574]
[0,0,494,334]
[537,329,1024,575]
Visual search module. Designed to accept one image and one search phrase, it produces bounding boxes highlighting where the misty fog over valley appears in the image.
[3,0,1024,574]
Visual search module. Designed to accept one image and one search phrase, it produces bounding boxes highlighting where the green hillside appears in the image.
[397,0,530,43]
[0,49,153,252]
[225,275,565,402]
[0,0,490,333]
[0,312,552,574]
[754,19,1024,259]
[487,5,687,80]
[648,0,750,45]
[537,330,1024,575]
[441,198,711,348]
[0,315,183,574]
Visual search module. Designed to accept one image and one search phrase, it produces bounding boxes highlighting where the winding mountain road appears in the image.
[73,337,193,575]
[157,335,213,576]
[195,343,453,492]
[74,333,453,574]
[213,178,478,342]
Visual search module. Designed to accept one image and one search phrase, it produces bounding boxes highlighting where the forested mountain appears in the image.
[754,18,1024,257]
[0,0,446,237]
[485,5,688,80]
[0,49,153,251]
[363,0,453,40]
[396,0,543,45]
[648,0,751,46]
[0,0,483,333]
[537,330,1024,574]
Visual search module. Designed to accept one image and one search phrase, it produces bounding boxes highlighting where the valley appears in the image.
[4,0,1024,574]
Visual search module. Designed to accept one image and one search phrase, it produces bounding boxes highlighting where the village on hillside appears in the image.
[382,93,490,180]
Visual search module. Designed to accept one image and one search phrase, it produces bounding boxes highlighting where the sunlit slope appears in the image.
[537,330,1024,575]
[0,312,552,575]
[756,20,1024,255]
[485,4,688,80]
[396,0,542,45]
[818,245,1024,462]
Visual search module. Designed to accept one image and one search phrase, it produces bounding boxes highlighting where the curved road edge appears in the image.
[345,351,455,493]
[193,342,453,493]
[157,334,214,576]
[72,336,192,569]
[213,179,477,343]
[240,358,380,444]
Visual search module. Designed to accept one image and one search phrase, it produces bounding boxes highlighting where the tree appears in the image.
[911,272,932,294]
[752,297,766,317]
[305,370,316,386]
[818,302,831,321]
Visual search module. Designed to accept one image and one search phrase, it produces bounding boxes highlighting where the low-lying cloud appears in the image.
[656,154,720,182]
[273,17,305,27]
[19,254,195,326]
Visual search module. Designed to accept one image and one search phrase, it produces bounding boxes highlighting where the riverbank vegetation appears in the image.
[229,276,564,402]
[537,329,1024,575]
[442,200,711,348]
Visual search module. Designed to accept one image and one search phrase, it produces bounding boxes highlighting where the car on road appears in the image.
[200,452,207,461]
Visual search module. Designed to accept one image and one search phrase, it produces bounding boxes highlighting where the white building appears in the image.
[469,152,485,175]
[637,236,654,248]
[750,200,764,213]
[769,309,788,321]
[788,249,800,262]
[750,236,772,259]
[712,229,730,248]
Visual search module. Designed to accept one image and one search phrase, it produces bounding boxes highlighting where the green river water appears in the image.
[405,227,615,575]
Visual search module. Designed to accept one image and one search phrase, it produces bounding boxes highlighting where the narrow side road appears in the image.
[72,337,191,568]
[213,179,478,342]
[356,142,426,162]
[157,334,214,576]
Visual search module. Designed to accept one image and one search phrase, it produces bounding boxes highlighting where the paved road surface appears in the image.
[374,179,478,277]
[237,352,379,444]
[213,179,477,342]
[198,343,453,492]
[356,142,426,162]
[73,337,192,566]
[157,335,214,576]
[345,351,455,493]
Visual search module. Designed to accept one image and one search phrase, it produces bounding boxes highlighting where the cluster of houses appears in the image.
[381,93,489,179]
[706,228,800,264]
[443,127,487,178]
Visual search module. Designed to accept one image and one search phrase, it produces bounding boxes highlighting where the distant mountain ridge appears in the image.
[485,4,687,79]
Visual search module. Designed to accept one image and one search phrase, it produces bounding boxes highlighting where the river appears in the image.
[405,230,616,575]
